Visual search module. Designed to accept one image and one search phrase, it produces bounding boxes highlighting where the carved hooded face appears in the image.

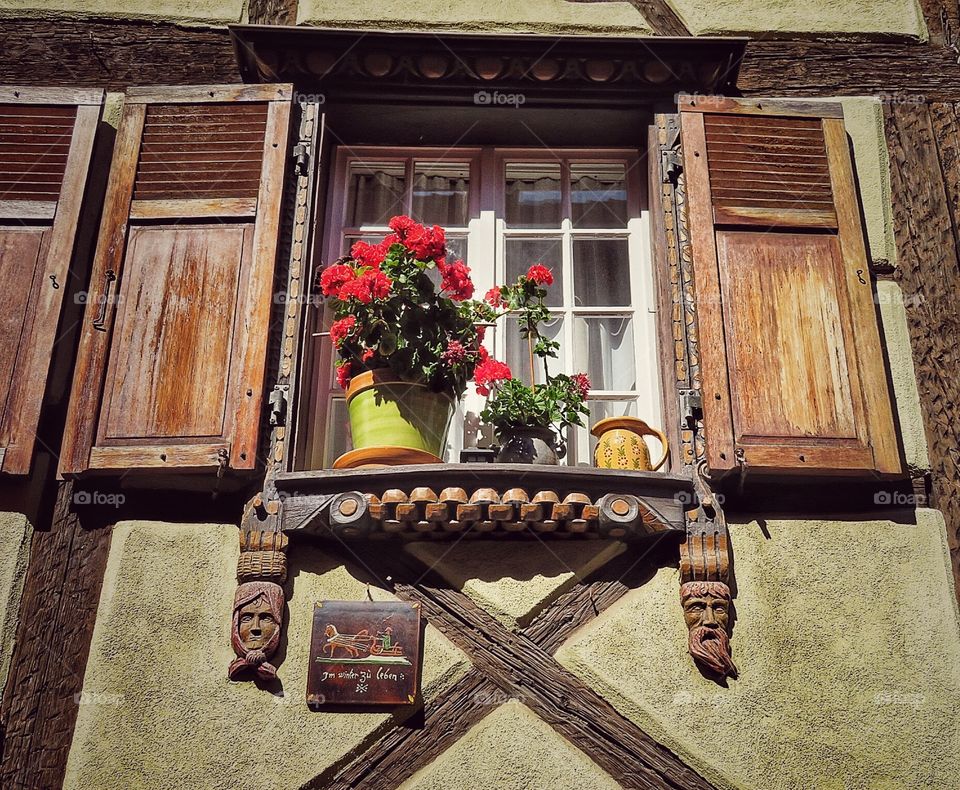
[680,581,738,681]
[228,581,285,681]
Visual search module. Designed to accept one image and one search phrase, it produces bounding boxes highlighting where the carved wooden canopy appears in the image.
[229,25,746,104]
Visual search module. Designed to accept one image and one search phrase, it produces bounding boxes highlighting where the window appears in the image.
[307,146,661,469]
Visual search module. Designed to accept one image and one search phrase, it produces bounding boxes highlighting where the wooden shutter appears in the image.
[679,96,900,476]
[0,87,102,475]
[59,84,292,476]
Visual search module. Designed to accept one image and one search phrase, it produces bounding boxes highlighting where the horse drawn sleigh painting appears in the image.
[307,600,422,708]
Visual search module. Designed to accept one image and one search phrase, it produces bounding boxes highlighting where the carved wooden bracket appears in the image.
[679,466,737,682]
[228,514,288,683]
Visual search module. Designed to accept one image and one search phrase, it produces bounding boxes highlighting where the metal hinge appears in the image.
[735,447,748,496]
[216,448,229,479]
[293,144,310,176]
[269,384,289,428]
[679,389,702,428]
[661,149,682,184]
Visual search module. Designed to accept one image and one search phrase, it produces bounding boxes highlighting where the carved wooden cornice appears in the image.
[230,26,746,104]
[263,465,691,542]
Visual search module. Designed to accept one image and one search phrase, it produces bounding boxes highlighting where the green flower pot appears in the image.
[340,370,454,466]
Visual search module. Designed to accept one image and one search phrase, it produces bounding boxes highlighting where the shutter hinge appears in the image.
[661,115,682,184]
[735,447,748,496]
[216,448,229,479]
[661,149,683,184]
[269,384,289,428]
[293,144,310,176]
[679,389,702,427]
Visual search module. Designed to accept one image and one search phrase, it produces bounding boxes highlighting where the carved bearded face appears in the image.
[238,596,279,650]
[680,581,738,680]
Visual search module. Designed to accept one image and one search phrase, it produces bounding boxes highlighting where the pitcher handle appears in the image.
[636,420,670,471]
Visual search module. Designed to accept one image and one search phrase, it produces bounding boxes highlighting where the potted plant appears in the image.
[317,215,496,467]
[478,266,591,464]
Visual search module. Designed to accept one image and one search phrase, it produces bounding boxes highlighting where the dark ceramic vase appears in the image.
[495,427,559,464]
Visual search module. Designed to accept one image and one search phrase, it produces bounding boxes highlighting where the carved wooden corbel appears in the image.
[228,522,288,682]
[678,465,737,681]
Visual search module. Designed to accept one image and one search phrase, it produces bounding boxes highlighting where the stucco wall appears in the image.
[668,0,927,40]
[0,0,245,25]
[557,509,960,790]
[64,522,470,790]
[297,0,652,34]
[0,512,31,700]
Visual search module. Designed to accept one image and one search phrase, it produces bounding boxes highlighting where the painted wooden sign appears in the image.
[306,600,422,709]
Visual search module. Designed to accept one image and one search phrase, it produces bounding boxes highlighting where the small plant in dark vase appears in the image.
[478,265,591,464]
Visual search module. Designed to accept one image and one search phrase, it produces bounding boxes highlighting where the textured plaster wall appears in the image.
[0,0,246,25]
[405,540,625,629]
[398,700,623,790]
[0,512,31,700]
[64,522,470,790]
[667,0,927,40]
[557,510,960,790]
[835,97,898,268]
[877,279,931,473]
[297,0,653,34]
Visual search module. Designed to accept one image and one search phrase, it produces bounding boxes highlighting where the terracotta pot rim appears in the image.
[345,368,452,404]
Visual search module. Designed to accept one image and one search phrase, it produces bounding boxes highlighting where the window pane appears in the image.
[504,314,565,386]
[573,238,631,307]
[505,237,563,307]
[571,163,628,228]
[573,315,635,391]
[445,235,468,263]
[346,161,406,227]
[413,162,470,226]
[323,398,351,468]
[505,162,561,227]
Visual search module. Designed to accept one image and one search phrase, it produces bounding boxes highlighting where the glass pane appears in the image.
[505,162,561,228]
[573,238,631,307]
[343,233,390,256]
[504,237,563,307]
[323,398,351,468]
[504,314,565,387]
[571,163,628,228]
[412,162,470,226]
[445,235,468,263]
[573,315,635,391]
[346,161,406,227]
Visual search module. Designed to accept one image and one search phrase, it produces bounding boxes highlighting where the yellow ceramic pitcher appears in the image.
[591,417,669,471]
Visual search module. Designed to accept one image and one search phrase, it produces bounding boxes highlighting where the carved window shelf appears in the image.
[271,464,692,543]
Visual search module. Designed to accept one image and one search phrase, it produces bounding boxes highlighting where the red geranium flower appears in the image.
[571,372,591,399]
[361,348,375,362]
[484,286,504,307]
[474,358,512,396]
[330,315,357,347]
[319,263,356,297]
[350,239,389,269]
[438,259,474,301]
[526,263,554,286]
[364,269,393,300]
[336,361,352,390]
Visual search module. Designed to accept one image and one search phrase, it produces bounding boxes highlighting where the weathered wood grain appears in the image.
[0,94,101,475]
[885,102,960,599]
[681,103,901,476]
[0,482,113,789]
